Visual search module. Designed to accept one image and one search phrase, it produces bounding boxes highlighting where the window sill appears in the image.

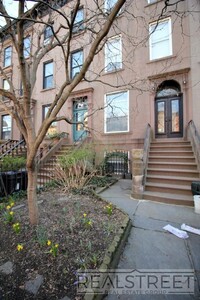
[103,67,124,76]
[145,0,163,8]
[2,65,13,72]
[41,87,55,92]
[103,131,131,136]
[147,55,176,64]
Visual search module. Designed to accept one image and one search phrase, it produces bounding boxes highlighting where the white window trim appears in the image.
[105,35,122,73]
[104,90,129,134]
[149,18,172,61]
[147,0,157,4]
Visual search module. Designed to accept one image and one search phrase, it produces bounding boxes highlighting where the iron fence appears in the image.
[104,150,131,177]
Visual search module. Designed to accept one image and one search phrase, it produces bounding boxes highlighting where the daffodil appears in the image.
[83,213,87,218]
[47,240,51,246]
[6,205,11,210]
[17,244,23,251]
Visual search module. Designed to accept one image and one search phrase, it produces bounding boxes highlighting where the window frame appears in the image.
[70,49,83,79]
[1,114,12,140]
[105,35,122,73]
[23,36,31,58]
[104,90,129,133]
[72,7,84,34]
[44,26,53,44]
[2,78,10,101]
[149,18,172,61]
[43,61,54,90]
[3,46,12,68]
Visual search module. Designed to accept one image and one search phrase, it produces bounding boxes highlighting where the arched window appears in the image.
[156,80,181,98]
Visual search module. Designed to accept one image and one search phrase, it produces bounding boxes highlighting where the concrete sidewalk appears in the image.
[100,179,200,300]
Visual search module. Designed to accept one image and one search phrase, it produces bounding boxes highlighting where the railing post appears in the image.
[131,149,144,199]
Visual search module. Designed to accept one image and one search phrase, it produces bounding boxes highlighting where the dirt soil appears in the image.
[0,187,125,300]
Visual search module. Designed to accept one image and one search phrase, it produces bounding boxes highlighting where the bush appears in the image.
[0,156,26,172]
[53,146,96,191]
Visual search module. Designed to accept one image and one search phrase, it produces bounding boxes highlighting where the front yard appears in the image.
[0,186,125,299]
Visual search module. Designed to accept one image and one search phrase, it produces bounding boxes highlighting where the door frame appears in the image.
[155,94,183,138]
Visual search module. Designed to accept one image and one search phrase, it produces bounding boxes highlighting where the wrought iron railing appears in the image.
[142,123,152,186]
[0,139,26,159]
[187,120,200,174]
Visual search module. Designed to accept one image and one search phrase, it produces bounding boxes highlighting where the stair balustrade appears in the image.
[187,120,200,175]
[0,139,26,159]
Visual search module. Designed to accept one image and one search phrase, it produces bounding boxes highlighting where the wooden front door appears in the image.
[155,96,183,138]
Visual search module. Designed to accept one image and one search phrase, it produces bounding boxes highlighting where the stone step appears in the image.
[147,168,199,178]
[148,156,196,163]
[149,150,194,157]
[150,145,192,151]
[148,162,198,170]
[146,175,199,186]
[143,191,193,206]
[145,182,192,196]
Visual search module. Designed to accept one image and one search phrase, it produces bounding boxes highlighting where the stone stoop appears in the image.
[143,139,200,206]
[37,144,74,187]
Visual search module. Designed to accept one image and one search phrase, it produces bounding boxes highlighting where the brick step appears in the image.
[145,182,192,196]
[146,175,199,186]
[148,156,196,163]
[147,168,199,178]
[149,150,194,157]
[148,162,198,170]
[143,191,193,206]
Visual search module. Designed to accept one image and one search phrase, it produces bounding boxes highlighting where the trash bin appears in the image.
[191,181,200,195]
[0,170,28,197]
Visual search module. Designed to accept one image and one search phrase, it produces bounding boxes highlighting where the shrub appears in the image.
[0,156,26,172]
[53,145,96,191]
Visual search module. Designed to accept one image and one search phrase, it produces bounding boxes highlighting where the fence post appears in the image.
[131,149,144,199]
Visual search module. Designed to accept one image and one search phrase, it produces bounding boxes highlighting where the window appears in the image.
[44,26,53,44]
[147,0,157,4]
[105,91,129,133]
[3,46,12,67]
[1,115,11,139]
[104,0,117,12]
[105,36,122,72]
[43,61,53,89]
[72,8,84,33]
[42,104,57,129]
[23,36,31,58]
[71,50,83,79]
[2,79,10,101]
[149,18,172,60]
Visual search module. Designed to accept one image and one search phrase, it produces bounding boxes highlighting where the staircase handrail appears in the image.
[143,123,152,186]
[36,135,69,167]
[0,139,26,159]
[0,139,19,154]
[187,120,200,174]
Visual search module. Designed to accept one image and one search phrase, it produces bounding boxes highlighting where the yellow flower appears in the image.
[47,240,51,246]
[10,202,15,207]
[55,244,59,248]
[17,244,23,251]
[88,221,92,226]
[9,211,14,216]
[83,213,87,218]
[50,249,53,253]
[6,205,11,210]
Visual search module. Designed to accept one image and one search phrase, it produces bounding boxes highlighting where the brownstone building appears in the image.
[0,0,199,161]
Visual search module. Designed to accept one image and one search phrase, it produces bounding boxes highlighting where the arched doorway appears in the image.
[155,80,183,138]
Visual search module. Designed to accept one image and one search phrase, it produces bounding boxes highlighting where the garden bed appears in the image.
[0,186,126,300]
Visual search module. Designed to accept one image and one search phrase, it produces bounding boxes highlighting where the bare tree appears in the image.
[0,0,199,225]
[0,0,126,224]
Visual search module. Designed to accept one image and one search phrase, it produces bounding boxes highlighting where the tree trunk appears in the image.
[27,165,39,225]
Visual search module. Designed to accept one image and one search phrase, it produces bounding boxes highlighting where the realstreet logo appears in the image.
[76,269,194,295]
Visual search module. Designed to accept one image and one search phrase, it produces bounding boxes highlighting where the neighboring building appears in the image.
[0,0,199,162]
